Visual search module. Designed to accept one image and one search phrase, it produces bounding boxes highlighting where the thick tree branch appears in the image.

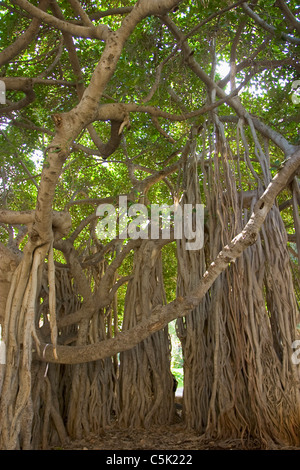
[11,0,110,39]
[19,2,184,245]
[91,7,133,20]
[67,0,93,27]
[0,210,71,240]
[0,89,35,116]
[0,0,49,67]
[50,0,122,158]
[276,0,300,34]
[1,77,76,89]
[76,0,182,114]
[219,114,297,156]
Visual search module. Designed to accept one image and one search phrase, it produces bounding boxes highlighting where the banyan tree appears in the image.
[0,0,299,450]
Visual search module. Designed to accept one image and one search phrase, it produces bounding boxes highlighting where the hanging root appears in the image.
[118,241,174,428]
[48,241,58,360]
[176,118,300,448]
[0,244,48,449]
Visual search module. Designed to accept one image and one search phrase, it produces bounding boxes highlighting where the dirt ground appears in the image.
[49,392,300,452]
[54,422,300,451]
[56,424,240,451]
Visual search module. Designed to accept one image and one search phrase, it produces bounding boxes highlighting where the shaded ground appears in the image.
[54,423,300,451]
[56,424,239,451]
[50,392,299,452]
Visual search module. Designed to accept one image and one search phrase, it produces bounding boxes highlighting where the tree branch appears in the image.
[241,2,300,44]
[276,0,300,34]
[0,210,71,240]
[67,0,93,27]
[162,15,298,156]
[0,0,49,67]
[91,7,133,20]
[11,0,110,39]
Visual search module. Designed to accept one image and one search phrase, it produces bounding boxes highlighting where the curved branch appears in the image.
[11,0,110,39]
[90,7,133,21]
[0,0,49,67]
[218,57,300,89]
[276,0,300,34]
[0,88,35,115]
[97,120,123,158]
[241,2,300,45]
[95,83,246,125]
[0,210,71,239]
[50,0,121,158]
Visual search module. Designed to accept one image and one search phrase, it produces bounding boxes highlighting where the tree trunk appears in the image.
[118,240,175,427]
